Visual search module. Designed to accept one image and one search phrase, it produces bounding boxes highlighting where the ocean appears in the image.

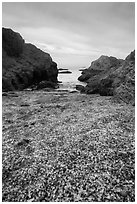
[57,69,86,91]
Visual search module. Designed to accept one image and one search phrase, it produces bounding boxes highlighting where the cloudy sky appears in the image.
[2,2,135,69]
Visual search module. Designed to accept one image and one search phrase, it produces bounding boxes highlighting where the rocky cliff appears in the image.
[2,28,58,91]
[113,50,135,104]
[78,51,135,104]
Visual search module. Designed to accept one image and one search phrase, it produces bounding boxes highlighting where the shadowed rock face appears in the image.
[2,28,58,91]
[2,28,24,57]
[78,55,123,95]
[78,56,123,82]
[78,51,135,104]
[113,50,135,104]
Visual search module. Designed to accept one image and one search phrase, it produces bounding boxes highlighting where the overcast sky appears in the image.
[2,2,135,69]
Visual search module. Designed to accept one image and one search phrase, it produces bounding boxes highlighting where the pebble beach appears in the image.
[2,90,135,202]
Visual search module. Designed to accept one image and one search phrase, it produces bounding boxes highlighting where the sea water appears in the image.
[57,69,86,91]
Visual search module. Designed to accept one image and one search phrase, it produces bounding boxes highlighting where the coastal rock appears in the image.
[2,27,58,91]
[113,50,135,104]
[58,68,69,71]
[78,55,122,95]
[36,80,59,90]
[78,70,91,81]
[58,68,72,74]
[78,51,135,104]
[78,55,122,82]
[59,70,72,74]
[2,27,24,57]
[79,68,86,71]
[76,85,85,92]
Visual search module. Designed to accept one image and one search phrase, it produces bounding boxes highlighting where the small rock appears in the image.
[27,198,34,202]
[69,90,78,93]
[15,139,30,147]
[9,92,19,97]
[25,146,34,154]
[2,92,8,96]
[20,103,30,107]
[30,122,35,125]
[24,88,33,91]
[6,119,12,123]
[115,187,128,197]
[119,190,128,197]
[24,124,29,127]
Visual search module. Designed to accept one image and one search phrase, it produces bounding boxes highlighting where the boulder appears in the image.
[69,90,78,93]
[76,85,85,92]
[78,71,91,82]
[78,55,123,94]
[79,68,86,71]
[36,80,59,90]
[2,28,58,92]
[78,55,122,83]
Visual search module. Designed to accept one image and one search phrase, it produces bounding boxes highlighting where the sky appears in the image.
[2,2,135,69]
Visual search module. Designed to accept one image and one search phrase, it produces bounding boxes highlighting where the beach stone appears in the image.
[20,103,30,107]
[69,90,78,93]
[15,139,30,147]
[2,92,8,96]
[76,85,85,92]
[36,80,57,90]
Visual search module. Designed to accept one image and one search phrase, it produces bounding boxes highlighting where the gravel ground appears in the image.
[2,90,135,202]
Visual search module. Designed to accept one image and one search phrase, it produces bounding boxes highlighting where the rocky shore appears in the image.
[2,28,58,91]
[77,51,135,105]
[2,27,135,202]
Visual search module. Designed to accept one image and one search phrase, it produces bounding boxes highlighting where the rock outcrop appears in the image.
[75,85,85,92]
[2,28,58,91]
[78,51,135,104]
[113,50,135,104]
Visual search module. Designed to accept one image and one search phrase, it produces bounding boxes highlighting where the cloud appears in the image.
[2,2,135,68]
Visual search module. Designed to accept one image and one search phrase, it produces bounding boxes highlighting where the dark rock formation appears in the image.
[78,55,123,94]
[58,68,68,71]
[76,85,85,92]
[15,139,30,147]
[78,51,135,104]
[2,27,24,57]
[78,55,123,82]
[2,28,58,91]
[113,50,135,104]
[36,80,59,90]
[78,69,91,81]
[59,70,72,74]
[79,68,86,71]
